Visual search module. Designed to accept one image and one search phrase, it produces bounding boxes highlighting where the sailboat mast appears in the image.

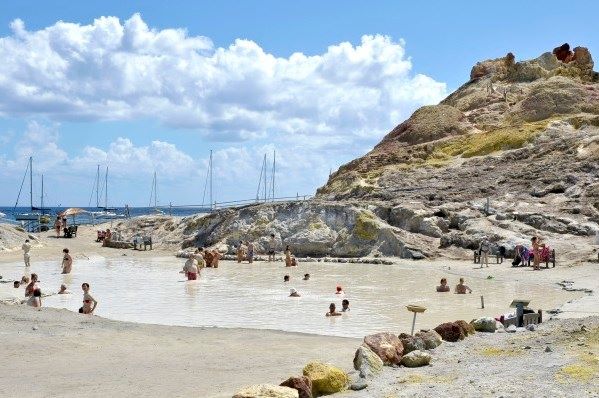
[271,150,276,201]
[263,153,267,202]
[209,150,213,209]
[29,156,33,210]
[41,174,44,210]
[154,171,157,208]
[96,165,100,207]
[104,166,108,209]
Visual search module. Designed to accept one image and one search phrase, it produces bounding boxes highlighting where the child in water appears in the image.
[326,303,342,317]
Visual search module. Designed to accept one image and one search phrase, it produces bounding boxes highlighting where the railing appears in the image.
[165,194,314,213]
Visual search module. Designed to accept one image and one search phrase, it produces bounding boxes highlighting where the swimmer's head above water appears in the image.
[284,275,290,282]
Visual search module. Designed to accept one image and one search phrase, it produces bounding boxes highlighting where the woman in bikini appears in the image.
[284,245,292,267]
[61,248,73,274]
[80,283,98,314]
[54,217,62,238]
[531,236,545,271]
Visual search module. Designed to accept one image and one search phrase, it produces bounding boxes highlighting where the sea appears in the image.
[0,206,206,225]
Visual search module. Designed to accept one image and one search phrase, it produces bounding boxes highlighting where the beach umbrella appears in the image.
[58,208,88,225]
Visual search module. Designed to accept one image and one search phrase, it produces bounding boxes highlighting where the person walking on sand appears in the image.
[246,241,255,264]
[80,283,98,314]
[268,234,276,262]
[531,236,545,271]
[478,237,491,268]
[54,216,62,238]
[284,245,292,267]
[22,239,32,268]
[455,278,472,294]
[61,248,73,274]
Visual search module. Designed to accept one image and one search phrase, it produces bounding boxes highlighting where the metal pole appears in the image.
[410,312,417,336]
[29,156,33,209]
[209,150,213,210]
[105,166,108,209]
[272,150,276,201]
[40,174,44,210]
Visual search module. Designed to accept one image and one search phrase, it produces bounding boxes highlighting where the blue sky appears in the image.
[0,1,597,206]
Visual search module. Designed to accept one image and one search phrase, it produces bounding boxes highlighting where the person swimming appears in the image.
[13,281,20,289]
[341,299,350,312]
[335,285,344,294]
[326,303,342,317]
[455,278,472,294]
[58,284,69,294]
[80,283,98,314]
[436,278,450,292]
[303,273,310,281]
[289,288,301,297]
[284,275,290,283]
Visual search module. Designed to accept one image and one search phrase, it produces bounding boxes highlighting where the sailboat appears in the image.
[149,171,164,215]
[89,165,123,219]
[14,157,51,221]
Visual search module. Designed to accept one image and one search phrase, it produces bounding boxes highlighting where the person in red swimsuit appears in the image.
[80,283,98,314]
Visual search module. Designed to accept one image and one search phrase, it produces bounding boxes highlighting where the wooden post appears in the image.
[480,296,485,309]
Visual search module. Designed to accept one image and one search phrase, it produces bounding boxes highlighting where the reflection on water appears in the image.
[0,257,581,338]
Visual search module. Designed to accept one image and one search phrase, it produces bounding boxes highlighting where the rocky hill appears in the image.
[117,44,599,261]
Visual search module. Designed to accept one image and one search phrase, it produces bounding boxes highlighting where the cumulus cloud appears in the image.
[0,14,446,145]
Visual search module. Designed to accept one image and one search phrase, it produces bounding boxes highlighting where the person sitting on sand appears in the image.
[284,245,292,267]
[28,288,42,308]
[61,248,73,274]
[342,299,350,312]
[335,285,344,295]
[181,256,199,280]
[236,241,245,263]
[22,239,31,268]
[58,284,69,294]
[455,278,472,294]
[246,241,254,264]
[326,303,342,317]
[80,283,98,314]
[289,288,301,297]
[284,275,290,283]
[303,273,310,281]
[211,250,222,268]
[25,273,39,297]
[436,278,450,292]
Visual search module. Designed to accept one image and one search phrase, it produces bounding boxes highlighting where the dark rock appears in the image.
[280,376,312,398]
[454,320,476,336]
[434,322,465,342]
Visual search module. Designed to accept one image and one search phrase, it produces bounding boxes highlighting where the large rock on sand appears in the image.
[415,330,443,349]
[233,384,299,398]
[302,361,348,395]
[353,345,384,378]
[280,376,312,398]
[363,332,404,365]
[434,322,465,342]
[400,350,432,368]
[471,317,497,333]
[398,333,426,354]
[454,320,476,336]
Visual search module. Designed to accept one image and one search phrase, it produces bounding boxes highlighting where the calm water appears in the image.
[1,258,580,338]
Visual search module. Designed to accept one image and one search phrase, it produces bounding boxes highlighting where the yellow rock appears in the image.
[302,361,348,395]
[232,384,299,398]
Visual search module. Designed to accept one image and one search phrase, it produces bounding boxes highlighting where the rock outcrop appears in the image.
[362,332,404,365]
[400,350,432,368]
[434,322,466,342]
[471,317,498,333]
[353,345,384,378]
[415,329,443,349]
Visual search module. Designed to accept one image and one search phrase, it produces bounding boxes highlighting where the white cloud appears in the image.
[0,14,446,146]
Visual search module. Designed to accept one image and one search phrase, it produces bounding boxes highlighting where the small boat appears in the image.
[149,171,164,215]
[89,165,123,219]
[14,157,51,222]
[0,212,5,218]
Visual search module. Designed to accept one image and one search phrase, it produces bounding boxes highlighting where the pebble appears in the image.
[506,325,517,333]
[526,324,536,331]
[350,379,368,391]
[545,346,553,353]
[524,346,532,350]
[32,325,38,330]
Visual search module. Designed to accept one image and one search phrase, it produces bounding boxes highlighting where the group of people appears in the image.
[15,239,98,314]
[53,216,68,238]
[96,229,112,243]
[180,247,224,280]
[436,277,472,294]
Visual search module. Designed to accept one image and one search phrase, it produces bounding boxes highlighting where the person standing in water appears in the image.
[341,299,350,312]
[455,278,472,294]
[246,241,255,264]
[284,245,292,267]
[211,249,222,268]
[80,283,98,314]
[181,256,199,280]
[61,248,73,274]
[326,303,342,317]
[436,278,450,292]
[22,239,32,268]
[267,234,276,262]
[236,241,245,263]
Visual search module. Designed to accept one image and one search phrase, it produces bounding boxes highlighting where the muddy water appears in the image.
[1,258,581,338]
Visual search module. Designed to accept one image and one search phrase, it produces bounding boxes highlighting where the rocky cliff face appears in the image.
[137,45,599,261]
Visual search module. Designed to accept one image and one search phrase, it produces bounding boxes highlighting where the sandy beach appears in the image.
[1,223,598,397]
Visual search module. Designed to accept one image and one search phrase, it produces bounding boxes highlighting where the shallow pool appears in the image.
[1,257,580,338]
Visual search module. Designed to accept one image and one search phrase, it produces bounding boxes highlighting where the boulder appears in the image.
[470,317,497,333]
[398,333,426,354]
[415,330,443,349]
[434,322,465,342]
[302,361,348,396]
[353,345,384,378]
[280,376,312,398]
[506,325,517,333]
[454,320,476,336]
[362,332,404,365]
[400,350,432,368]
[233,384,299,398]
